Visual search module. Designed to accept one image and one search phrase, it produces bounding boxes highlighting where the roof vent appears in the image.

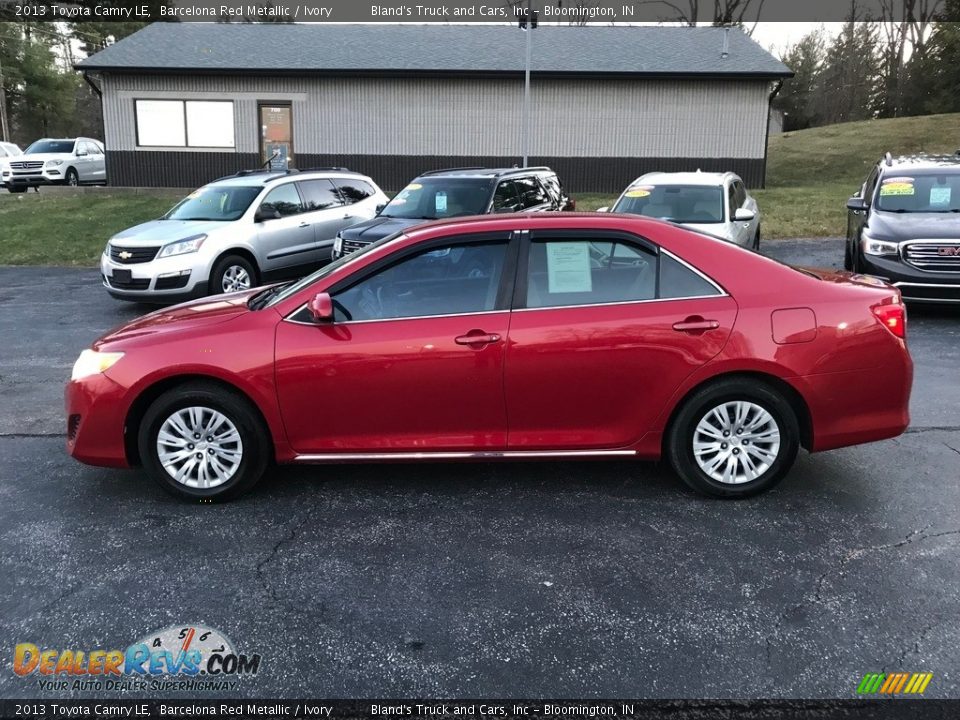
[884,152,893,166]
[721,27,730,59]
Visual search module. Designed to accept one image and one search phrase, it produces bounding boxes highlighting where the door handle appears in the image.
[672,316,720,333]
[343,214,354,220]
[455,331,501,347]
[299,222,311,228]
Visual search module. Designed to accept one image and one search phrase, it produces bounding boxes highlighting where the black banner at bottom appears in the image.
[2,700,960,720]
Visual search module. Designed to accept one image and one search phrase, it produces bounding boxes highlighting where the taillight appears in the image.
[872,302,906,339]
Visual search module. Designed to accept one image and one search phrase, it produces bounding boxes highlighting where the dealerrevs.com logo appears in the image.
[13,624,261,692]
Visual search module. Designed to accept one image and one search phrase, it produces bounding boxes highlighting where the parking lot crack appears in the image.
[255,510,313,606]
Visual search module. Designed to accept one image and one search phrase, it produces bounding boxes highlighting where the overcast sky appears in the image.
[750,22,844,54]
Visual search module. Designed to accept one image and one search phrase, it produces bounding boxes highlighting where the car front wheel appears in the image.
[666,378,800,498]
[211,254,257,295]
[138,382,270,501]
[65,168,79,186]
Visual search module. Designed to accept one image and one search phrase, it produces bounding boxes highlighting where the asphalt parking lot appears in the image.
[0,238,958,700]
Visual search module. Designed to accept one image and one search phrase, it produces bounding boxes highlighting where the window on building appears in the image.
[135,100,235,148]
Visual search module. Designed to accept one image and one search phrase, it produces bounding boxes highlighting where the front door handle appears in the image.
[299,222,311,228]
[343,214,354,220]
[455,331,502,347]
[673,316,720,333]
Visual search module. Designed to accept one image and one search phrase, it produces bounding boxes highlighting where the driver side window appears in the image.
[333,241,509,322]
[492,181,522,213]
[260,183,304,217]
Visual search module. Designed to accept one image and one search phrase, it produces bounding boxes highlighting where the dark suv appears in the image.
[332,166,574,258]
[846,152,960,303]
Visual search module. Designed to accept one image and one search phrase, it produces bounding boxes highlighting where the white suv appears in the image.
[600,171,761,249]
[0,141,23,190]
[101,168,389,302]
[6,137,106,191]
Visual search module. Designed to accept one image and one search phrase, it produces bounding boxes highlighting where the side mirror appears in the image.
[308,292,334,322]
[375,203,386,215]
[846,197,868,212]
[596,206,609,213]
[734,208,756,221]
[255,207,282,223]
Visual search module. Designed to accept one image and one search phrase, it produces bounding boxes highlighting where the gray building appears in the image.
[78,23,792,192]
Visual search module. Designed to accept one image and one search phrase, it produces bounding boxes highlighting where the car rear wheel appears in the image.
[666,378,799,498]
[138,382,269,501]
[65,168,79,186]
[210,254,257,295]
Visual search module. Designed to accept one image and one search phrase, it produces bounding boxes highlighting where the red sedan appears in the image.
[66,214,912,501]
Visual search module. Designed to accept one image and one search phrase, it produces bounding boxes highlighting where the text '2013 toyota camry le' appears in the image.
[66,214,913,501]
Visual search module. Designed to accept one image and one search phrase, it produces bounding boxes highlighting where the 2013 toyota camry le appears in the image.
[66,213,913,501]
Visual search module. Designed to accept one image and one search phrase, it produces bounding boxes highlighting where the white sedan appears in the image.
[599,171,762,249]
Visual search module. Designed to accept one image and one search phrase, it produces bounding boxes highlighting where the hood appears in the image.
[866,211,960,241]
[110,219,225,246]
[19,153,74,164]
[340,215,421,242]
[94,290,259,350]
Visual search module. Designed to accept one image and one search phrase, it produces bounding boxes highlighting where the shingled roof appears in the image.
[79,23,792,78]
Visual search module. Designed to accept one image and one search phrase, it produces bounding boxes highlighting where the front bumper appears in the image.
[100,252,210,302]
[4,167,66,187]
[859,253,960,303]
[65,373,131,468]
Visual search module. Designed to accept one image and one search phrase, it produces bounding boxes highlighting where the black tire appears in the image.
[65,168,79,187]
[7,186,26,194]
[210,254,257,296]
[138,382,270,502]
[843,241,853,271]
[752,226,761,251]
[666,378,800,498]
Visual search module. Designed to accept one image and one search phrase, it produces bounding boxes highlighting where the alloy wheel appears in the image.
[692,400,781,484]
[221,265,251,292]
[156,406,243,489]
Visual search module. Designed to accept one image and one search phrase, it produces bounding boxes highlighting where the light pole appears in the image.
[0,52,9,143]
[519,0,538,168]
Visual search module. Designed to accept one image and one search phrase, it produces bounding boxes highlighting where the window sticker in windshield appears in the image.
[392,183,422,204]
[930,186,952,206]
[546,242,592,294]
[435,191,448,214]
[880,177,915,196]
[625,186,654,198]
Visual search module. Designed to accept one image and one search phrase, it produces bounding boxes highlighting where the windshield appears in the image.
[380,178,494,220]
[164,186,262,222]
[26,140,76,154]
[259,232,405,309]
[874,172,960,213]
[613,184,725,224]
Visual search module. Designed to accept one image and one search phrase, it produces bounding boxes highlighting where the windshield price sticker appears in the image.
[930,186,952,206]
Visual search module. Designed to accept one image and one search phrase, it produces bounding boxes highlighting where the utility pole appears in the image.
[0,55,9,143]
[519,0,538,167]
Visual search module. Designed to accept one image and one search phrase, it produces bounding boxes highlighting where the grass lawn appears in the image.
[1,112,957,265]
[0,192,181,266]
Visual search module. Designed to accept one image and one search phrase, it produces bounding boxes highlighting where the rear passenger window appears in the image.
[525,239,656,309]
[299,179,344,211]
[660,254,721,299]
[492,181,523,212]
[334,178,376,205]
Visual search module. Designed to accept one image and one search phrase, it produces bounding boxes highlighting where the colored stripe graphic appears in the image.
[857,672,933,695]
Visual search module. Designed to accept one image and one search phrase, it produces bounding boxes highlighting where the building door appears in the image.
[259,103,294,170]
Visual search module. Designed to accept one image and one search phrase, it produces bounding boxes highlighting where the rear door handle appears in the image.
[343,214,354,220]
[299,222,311,228]
[673,316,720,333]
[455,332,501,347]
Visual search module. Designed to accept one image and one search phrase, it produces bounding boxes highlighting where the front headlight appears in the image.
[861,233,899,257]
[158,234,206,258]
[46,159,64,167]
[72,350,124,381]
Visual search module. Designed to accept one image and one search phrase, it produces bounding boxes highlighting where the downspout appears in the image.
[82,71,102,99]
[761,79,784,190]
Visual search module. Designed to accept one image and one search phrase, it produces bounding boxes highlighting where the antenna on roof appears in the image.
[721,27,730,59]
[884,152,893,166]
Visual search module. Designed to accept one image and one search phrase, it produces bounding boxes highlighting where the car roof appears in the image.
[413,167,555,180]
[629,171,736,187]
[208,170,373,188]
[879,153,960,171]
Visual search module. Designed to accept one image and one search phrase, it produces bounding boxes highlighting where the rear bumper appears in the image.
[789,357,913,453]
[65,373,131,468]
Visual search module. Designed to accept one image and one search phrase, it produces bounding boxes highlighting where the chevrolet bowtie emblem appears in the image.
[119,251,132,260]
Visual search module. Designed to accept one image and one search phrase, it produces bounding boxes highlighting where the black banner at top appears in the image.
[0,0,949,23]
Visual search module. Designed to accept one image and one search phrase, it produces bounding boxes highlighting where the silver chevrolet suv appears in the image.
[101,168,388,302]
